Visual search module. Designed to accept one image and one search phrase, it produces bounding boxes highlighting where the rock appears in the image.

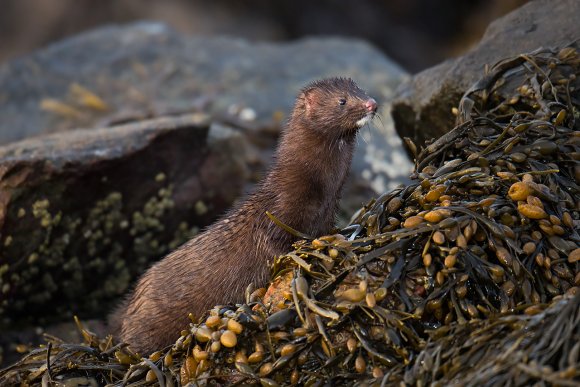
[0,21,412,219]
[0,114,251,327]
[391,0,580,153]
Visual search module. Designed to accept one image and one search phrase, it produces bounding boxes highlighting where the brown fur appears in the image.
[109,78,377,354]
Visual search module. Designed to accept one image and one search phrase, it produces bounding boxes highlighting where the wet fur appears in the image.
[109,78,376,354]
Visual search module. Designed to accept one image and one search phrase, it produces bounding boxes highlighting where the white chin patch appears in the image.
[356,114,373,128]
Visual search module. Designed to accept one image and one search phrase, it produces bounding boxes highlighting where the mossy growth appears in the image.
[0,172,199,328]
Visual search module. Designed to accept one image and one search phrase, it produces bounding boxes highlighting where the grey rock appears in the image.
[0,114,250,327]
[392,0,580,152]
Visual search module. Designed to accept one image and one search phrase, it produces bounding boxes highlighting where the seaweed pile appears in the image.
[1,45,579,386]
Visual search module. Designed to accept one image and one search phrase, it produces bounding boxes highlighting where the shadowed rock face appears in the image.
[0,114,251,326]
[392,0,580,154]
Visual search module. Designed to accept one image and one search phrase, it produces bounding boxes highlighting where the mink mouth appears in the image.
[355,111,376,128]
[339,111,375,138]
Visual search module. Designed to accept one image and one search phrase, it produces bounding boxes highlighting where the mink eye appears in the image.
[338,98,347,106]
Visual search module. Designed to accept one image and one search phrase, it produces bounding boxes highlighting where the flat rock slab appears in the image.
[0,114,250,326]
[391,0,580,153]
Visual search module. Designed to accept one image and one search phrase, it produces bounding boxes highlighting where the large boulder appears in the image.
[391,0,580,153]
[0,114,251,326]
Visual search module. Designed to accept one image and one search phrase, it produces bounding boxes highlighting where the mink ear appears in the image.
[303,91,315,117]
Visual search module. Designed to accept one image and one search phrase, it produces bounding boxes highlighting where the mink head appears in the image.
[293,77,378,138]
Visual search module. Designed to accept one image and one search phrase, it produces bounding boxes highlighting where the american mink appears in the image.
[110,77,378,354]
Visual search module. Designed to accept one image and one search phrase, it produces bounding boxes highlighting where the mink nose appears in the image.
[365,98,377,113]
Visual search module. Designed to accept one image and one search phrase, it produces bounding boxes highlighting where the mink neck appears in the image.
[258,121,356,236]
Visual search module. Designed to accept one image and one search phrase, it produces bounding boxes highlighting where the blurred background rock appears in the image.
[0,0,528,72]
